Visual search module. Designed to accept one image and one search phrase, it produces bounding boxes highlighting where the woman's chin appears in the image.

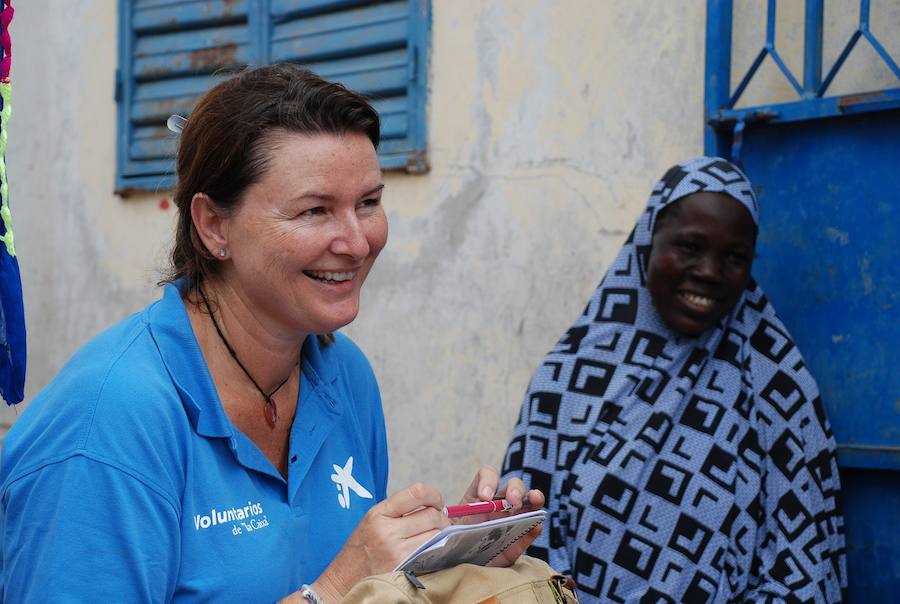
[315,309,360,334]
[665,314,716,338]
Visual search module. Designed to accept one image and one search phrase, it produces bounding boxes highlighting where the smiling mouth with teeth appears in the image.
[679,291,715,309]
[304,270,357,283]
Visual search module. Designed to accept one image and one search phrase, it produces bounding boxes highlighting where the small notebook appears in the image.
[394,509,546,575]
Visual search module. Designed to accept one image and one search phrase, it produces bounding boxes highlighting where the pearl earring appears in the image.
[218,248,227,258]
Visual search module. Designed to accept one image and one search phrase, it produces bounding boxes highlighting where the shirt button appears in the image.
[290,454,298,464]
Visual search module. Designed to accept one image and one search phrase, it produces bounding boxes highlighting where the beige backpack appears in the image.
[340,555,579,604]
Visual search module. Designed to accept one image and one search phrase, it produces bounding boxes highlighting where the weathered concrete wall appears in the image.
[5,1,896,501]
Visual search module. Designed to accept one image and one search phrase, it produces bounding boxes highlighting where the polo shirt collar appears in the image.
[147,281,339,438]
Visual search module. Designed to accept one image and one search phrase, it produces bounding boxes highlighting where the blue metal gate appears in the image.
[705,1,900,601]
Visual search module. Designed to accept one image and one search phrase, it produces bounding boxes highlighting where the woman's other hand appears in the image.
[455,465,545,523]
[456,466,545,568]
[311,482,449,601]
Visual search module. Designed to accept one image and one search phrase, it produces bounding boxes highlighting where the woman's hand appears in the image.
[296,469,546,602]
[309,482,450,602]
[454,465,546,568]
[454,465,545,524]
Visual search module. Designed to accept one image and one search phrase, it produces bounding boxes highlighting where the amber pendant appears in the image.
[264,399,278,428]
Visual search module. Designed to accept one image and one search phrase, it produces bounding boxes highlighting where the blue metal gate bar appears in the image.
[704,0,733,155]
[803,0,823,93]
[709,87,900,128]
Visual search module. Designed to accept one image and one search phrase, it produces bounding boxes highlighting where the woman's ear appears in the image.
[190,193,230,259]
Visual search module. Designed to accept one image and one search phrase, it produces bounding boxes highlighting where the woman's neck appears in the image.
[189,281,305,392]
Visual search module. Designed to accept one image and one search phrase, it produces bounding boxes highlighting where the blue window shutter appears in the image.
[117,0,430,192]
[116,0,254,192]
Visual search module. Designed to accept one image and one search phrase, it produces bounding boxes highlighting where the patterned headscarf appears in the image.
[502,157,846,603]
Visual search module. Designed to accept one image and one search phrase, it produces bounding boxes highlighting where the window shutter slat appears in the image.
[131,92,198,124]
[133,73,232,101]
[132,124,175,162]
[305,49,408,97]
[122,158,176,178]
[270,0,369,19]
[133,0,248,32]
[133,43,251,81]
[134,24,248,58]
[272,2,407,63]
[130,136,177,161]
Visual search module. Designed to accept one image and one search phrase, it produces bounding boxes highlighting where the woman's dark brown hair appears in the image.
[162,63,380,303]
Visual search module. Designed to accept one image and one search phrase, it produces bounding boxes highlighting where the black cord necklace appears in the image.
[198,287,297,429]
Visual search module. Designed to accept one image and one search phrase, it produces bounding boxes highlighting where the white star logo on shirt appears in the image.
[330,456,373,509]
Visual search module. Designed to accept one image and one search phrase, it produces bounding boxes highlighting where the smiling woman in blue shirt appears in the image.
[0,64,543,603]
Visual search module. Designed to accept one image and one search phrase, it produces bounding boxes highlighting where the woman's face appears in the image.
[647,192,756,337]
[219,130,387,337]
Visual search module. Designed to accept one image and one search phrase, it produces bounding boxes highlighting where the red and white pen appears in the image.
[443,499,513,518]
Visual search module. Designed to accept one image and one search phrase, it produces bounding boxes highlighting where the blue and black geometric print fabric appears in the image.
[502,157,846,603]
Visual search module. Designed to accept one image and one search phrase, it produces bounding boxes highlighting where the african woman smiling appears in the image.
[502,157,846,603]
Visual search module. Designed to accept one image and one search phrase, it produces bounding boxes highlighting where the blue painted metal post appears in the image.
[803,0,823,97]
[704,0,733,157]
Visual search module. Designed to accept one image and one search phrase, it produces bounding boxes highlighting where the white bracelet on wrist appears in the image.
[299,583,325,604]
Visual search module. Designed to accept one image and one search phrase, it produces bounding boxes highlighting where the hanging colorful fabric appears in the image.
[0,0,26,405]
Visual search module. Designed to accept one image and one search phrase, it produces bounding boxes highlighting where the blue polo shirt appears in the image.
[0,283,389,602]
